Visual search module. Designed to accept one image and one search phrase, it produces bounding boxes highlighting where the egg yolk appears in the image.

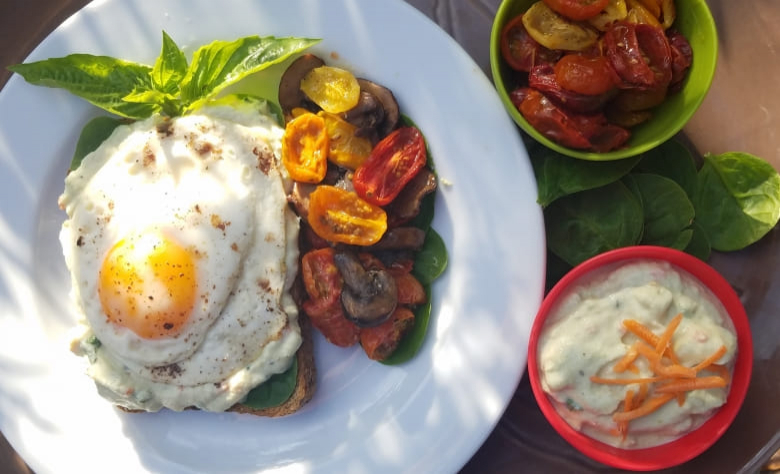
[98,232,197,339]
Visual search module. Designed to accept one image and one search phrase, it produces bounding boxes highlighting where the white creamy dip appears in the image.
[538,259,737,448]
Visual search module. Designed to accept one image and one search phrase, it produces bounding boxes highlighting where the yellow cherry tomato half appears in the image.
[300,66,361,114]
[319,112,373,170]
[307,185,387,246]
[282,112,329,183]
[522,1,599,51]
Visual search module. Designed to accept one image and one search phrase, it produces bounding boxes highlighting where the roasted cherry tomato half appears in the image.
[353,127,427,207]
[319,111,372,170]
[360,307,415,361]
[543,0,610,21]
[605,21,672,89]
[501,14,562,72]
[529,64,615,114]
[281,112,329,183]
[301,247,360,347]
[523,1,599,51]
[512,87,630,152]
[554,54,618,96]
[300,66,361,114]
[307,185,388,246]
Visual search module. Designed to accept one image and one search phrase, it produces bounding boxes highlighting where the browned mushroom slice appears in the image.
[278,54,325,120]
[333,250,398,328]
[369,227,426,251]
[342,79,400,143]
[387,168,437,225]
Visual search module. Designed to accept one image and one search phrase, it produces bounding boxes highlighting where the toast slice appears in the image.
[117,313,316,416]
[229,313,316,417]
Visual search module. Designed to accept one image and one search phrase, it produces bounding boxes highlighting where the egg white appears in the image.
[62,103,302,410]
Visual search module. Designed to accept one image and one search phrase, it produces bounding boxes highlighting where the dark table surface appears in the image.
[1,1,778,473]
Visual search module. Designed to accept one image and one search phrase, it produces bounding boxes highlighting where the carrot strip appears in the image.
[618,389,635,440]
[613,343,640,373]
[624,318,681,363]
[635,342,696,378]
[626,363,640,374]
[591,375,668,385]
[655,376,727,394]
[655,313,683,355]
[702,364,731,384]
[636,383,649,406]
[693,345,727,373]
[613,393,676,422]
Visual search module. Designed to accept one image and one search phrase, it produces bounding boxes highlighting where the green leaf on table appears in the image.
[683,221,712,261]
[634,138,698,199]
[692,152,780,251]
[180,35,321,112]
[71,116,124,171]
[241,358,298,409]
[627,173,695,249]
[545,181,644,267]
[531,147,640,208]
[8,54,159,119]
[151,31,188,94]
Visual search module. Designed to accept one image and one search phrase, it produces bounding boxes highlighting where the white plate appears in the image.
[0,0,545,472]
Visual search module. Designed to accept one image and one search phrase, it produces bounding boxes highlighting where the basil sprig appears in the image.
[8,31,320,119]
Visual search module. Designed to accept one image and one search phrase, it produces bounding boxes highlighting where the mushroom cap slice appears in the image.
[278,54,325,120]
[334,250,398,328]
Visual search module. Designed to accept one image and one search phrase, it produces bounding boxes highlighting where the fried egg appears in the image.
[61,103,301,411]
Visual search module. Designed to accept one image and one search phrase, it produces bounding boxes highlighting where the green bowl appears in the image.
[489,0,718,161]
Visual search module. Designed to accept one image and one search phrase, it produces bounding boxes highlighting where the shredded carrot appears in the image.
[613,393,676,423]
[655,313,683,355]
[624,318,681,364]
[590,313,733,440]
[655,376,728,394]
[591,375,669,385]
[693,345,727,373]
[702,364,731,384]
[613,343,640,373]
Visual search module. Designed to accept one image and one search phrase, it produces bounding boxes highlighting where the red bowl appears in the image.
[528,246,753,471]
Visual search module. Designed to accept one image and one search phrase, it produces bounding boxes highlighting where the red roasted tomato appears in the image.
[500,14,562,72]
[542,0,610,21]
[353,127,427,206]
[554,54,618,96]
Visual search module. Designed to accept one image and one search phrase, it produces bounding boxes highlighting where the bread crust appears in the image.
[117,313,317,416]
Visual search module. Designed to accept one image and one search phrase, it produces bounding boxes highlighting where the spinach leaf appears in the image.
[381,286,432,366]
[693,152,780,251]
[545,181,644,267]
[634,138,698,198]
[683,221,712,261]
[241,358,298,409]
[151,31,188,95]
[8,54,159,119]
[412,228,448,286]
[180,36,320,112]
[71,116,124,171]
[628,173,695,248]
[532,148,640,207]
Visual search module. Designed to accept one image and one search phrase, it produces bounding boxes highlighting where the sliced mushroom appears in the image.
[387,168,437,226]
[278,54,325,120]
[369,227,426,251]
[333,250,397,328]
[342,79,400,143]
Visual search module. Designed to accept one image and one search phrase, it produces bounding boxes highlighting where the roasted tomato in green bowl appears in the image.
[490,0,718,160]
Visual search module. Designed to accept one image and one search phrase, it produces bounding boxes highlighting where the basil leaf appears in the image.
[531,147,640,208]
[412,228,448,286]
[380,286,431,366]
[71,116,124,171]
[635,138,698,199]
[629,173,695,248]
[693,152,780,251]
[241,358,298,409]
[546,181,644,267]
[180,36,320,111]
[152,31,188,94]
[8,54,159,119]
